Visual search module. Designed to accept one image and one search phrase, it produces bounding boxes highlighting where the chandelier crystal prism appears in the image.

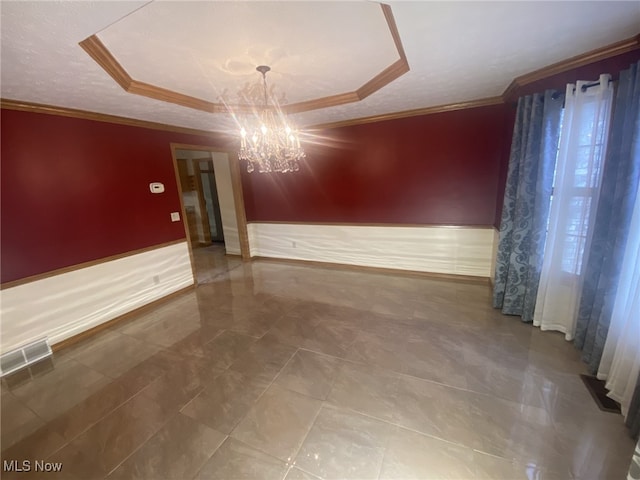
[238,66,305,173]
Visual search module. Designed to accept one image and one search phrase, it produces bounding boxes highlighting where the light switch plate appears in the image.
[170,212,180,222]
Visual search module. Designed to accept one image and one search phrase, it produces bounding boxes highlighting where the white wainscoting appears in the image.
[0,242,193,354]
[247,223,494,278]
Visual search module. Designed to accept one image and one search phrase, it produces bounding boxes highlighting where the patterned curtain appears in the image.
[627,371,640,439]
[493,91,563,321]
[629,439,640,479]
[574,61,640,373]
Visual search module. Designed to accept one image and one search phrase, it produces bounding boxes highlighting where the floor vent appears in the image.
[1,338,52,377]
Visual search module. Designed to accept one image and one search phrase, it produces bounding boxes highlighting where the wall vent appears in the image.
[0,338,52,377]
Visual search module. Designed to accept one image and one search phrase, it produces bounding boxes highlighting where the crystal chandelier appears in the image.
[238,66,305,173]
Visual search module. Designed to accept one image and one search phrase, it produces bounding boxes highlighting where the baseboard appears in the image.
[251,256,490,285]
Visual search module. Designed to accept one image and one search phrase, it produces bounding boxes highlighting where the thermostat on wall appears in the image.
[149,182,165,194]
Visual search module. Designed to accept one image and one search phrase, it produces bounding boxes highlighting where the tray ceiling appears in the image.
[97,2,401,105]
[1,1,639,133]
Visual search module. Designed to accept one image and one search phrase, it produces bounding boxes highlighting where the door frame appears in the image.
[170,143,251,283]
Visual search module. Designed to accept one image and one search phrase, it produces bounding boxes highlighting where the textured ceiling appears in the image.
[2,1,639,134]
[98,2,400,104]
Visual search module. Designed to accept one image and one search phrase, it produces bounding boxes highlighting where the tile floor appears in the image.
[1,246,635,479]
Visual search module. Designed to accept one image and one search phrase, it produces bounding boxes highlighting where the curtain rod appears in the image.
[551,78,614,100]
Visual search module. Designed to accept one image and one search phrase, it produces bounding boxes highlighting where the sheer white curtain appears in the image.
[534,75,614,339]
[597,185,640,415]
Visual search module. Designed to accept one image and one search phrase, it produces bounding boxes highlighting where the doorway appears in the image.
[175,153,223,249]
[171,146,249,284]
[199,161,224,243]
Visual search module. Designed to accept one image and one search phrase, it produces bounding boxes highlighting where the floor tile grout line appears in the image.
[297,341,554,409]
[222,345,300,441]
[300,344,481,395]
[10,374,143,458]
[319,400,480,457]
[2,388,49,431]
[5,351,151,454]
[281,394,325,479]
[3,251,632,479]
[374,418,395,480]
[224,346,312,468]
[323,399,564,475]
[100,352,228,476]
[190,433,230,480]
[42,373,175,464]
[104,409,183,478]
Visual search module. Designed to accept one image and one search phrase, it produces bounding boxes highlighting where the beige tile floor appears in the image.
[1,246,635,479]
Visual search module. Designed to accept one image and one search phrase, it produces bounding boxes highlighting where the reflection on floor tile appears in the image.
[1,248,635,479]
[284,467,322,480]
[326,361,399,423]
[181,370,269,434]
[47,392,169,478]
[231,385,321,461]
[195,437,287,480]
[0,390,44,450]
[295,406,392,480]
[380,427,476,480]
[273,349,341,400]
[109,413,225,480]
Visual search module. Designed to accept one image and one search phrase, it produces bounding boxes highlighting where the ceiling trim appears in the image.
[0,98,222,138]
[308,96,504,130]
[79,35,232,114]
[4,33,638,134]
[79,4,409,116]
[502,33,640,101]
[0,95,502,136]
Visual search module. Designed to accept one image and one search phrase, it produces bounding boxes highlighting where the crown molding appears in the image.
[0,98,223,138]
[79,4,409,116]
[307,96,504,130]
[79,35,234,114]
[310,33,639,130]
[502,33,640,101]
[4,34,638,134]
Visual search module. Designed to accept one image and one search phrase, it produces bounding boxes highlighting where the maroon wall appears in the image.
[6,49,637,283]
[242,103,508,226]
[1,109,227,283]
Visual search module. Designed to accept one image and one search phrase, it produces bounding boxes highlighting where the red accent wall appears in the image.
[1,109,227,283]
[242,104,508,226]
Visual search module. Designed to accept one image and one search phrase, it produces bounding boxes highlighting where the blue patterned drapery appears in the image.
[627,441,640,480]
[628,371,640,439]
[629,439,640,480]
[574,61,640,374]
[493,91,563,321]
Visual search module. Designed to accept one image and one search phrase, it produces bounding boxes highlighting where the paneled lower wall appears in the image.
[247,223,495,277]
[0,242,193,354]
